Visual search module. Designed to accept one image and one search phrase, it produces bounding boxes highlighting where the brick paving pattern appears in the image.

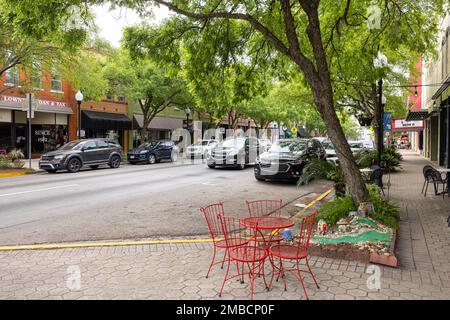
[0,151,449,300]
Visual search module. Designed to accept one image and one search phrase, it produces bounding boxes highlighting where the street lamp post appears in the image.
[374,51,388,167]
[75,90,84,139]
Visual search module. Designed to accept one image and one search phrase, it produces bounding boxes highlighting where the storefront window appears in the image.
[0,123,11,153]
[31,125,68,153]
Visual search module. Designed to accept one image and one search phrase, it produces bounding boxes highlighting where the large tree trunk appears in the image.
[298,0,369,204]
[312,87,369,203]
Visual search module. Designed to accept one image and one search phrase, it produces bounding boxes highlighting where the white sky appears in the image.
[92,4,170,48]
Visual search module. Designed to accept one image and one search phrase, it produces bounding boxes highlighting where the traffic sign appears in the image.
[21,93,38,119]
[291,127,298,134]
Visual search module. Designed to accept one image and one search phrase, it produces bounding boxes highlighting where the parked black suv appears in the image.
[39,139,123,173]
[127,140,179,164]
[207,137,264,170]
[254,138,326,182]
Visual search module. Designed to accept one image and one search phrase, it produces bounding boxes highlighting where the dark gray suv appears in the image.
[39,139,123,173]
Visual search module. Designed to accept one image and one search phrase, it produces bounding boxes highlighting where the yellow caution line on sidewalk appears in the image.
[294,188,332,218]
[0,188,333,251]
[0,172,27,179]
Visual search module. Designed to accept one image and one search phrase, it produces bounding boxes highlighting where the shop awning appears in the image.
[133,114,183,130]
[82,110,132,130]
[405,110,430,121]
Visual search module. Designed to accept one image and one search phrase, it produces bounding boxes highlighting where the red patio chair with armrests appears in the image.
[218,214,269,300]
[268,212,319,300]
[245,199,284,244]
[200,203,248,279]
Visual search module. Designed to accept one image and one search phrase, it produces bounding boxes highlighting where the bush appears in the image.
[357,149,401,171]
[298,159,346,197]
[0,155,13,169]
[317,196,356,226]
[367,184,400,229]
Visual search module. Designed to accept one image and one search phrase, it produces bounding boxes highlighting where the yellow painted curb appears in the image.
[0,172,27,179]
[294,188,332,218]
[0,188,333,251]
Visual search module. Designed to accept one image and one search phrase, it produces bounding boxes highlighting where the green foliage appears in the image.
[8,149,24,161]
[0,154,13,169]
[367,184,400,229]
[298,159,346,197]
[317,196,356,226]
[356,147,401,171]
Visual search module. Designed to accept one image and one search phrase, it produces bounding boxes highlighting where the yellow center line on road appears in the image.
[0,188,333,251]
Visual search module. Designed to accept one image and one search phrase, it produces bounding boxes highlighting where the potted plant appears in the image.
[8,149,25,168]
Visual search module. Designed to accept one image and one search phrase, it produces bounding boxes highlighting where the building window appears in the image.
[118,90,126,102]
[5,66,19,87]
[50,67,62,92]
[30,62,42,90]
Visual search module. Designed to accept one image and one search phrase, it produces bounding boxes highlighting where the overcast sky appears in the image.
[92,4,170,47]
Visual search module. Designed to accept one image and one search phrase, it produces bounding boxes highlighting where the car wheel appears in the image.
[89,165,99,169]
[67,158,81,173]
[255,176,265,181]
[171,152,178,162]
[109,155,121,168]
[208,163,216,169]
[148,154,156,164]
[45,169,57,173]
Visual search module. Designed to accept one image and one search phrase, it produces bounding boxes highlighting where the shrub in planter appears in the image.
[0,154,13,169]
[356,149,401,171]
[316,196,356,226]
[298,159,346,197]
[367,184,400,229]
[8,149,25,169]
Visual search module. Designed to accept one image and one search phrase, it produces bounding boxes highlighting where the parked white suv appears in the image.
[186,139,219,158]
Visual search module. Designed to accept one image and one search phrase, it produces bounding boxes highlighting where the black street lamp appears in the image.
[75,90,84,139]
[374,51,388,167]
[185,106,192,142]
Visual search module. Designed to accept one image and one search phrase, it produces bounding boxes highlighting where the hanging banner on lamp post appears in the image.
[383,112,392,131]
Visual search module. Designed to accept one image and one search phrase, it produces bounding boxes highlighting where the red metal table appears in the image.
[240,216,296,288]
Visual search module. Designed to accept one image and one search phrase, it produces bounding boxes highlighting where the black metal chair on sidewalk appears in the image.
[422,166,447,197]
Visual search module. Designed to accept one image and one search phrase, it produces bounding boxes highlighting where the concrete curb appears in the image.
[0,172,29,179]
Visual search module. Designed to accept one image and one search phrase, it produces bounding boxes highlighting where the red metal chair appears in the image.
[218,214,269,300]
[245,199,284,244]
[200,203,248,278]
[246,199,283,217]
[268,212,319,300]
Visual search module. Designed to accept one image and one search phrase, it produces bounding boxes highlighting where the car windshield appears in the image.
[349,142,363,149]
[268,140,307,153]
[322,141,334,150]
[220,138,246,149]
[59,141,82,151]
[139,141,159,148]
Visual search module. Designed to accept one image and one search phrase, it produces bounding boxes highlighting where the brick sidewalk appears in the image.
[1,151,449,300]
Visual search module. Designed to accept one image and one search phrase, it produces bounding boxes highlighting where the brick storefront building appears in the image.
[0,65,131,158]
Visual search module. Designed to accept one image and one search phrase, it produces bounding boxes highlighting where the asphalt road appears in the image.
[0,159,329,245]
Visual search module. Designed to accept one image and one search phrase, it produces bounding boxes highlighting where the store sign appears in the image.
[392,118,423,131]
[1,95,70,112]
[35,129,51,143]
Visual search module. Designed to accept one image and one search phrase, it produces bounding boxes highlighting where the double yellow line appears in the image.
[0,189,332,251]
